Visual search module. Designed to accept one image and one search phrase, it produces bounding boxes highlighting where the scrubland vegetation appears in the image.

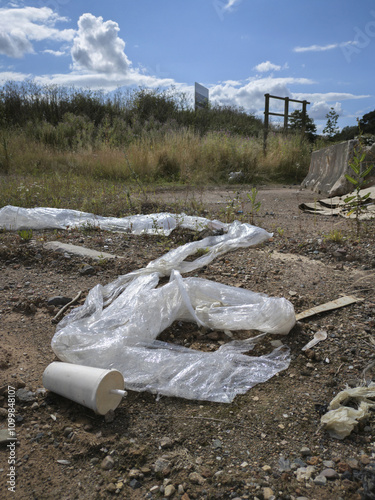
[0,81,314,214]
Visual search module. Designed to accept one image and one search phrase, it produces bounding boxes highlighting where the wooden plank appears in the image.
[296,295,363,321]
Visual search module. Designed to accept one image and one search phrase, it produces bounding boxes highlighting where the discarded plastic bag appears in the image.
[52,267,295,402]
[0,205,226,235]
[321,383,375,439]
[43,212,296,402]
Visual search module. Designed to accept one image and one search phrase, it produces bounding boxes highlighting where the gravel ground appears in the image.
[0,185,375,500]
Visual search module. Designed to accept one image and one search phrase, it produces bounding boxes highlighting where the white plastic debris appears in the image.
[50,218,295,402]
[2,204,296,402]
[301,330,327,351]
[0,205,227,235]
[321,383,375,439]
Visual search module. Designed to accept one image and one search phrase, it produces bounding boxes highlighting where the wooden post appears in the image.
[301,100,307,137]
[263,93,269,154]
[284,97,289,132]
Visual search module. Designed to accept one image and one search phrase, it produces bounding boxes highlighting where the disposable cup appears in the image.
[43,362,126,415]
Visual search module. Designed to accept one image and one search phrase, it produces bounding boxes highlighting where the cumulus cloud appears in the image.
[0,7,75,58]
[71,14,131,74]
[209,77,315,115]
[254,61,281,73]
[308,101,342,120]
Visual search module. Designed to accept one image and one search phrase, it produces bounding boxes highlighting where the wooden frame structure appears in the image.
[263,94,310,152]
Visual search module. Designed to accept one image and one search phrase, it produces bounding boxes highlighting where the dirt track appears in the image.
[0,186,375,500]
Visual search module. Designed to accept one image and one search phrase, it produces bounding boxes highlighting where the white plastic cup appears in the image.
[43,362,126,415]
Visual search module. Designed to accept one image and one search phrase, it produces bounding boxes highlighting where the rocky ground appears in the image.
[0,185,375,500]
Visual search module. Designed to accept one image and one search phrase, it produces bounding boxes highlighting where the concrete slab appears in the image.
[44,241,122,260]
[302,140,375,197]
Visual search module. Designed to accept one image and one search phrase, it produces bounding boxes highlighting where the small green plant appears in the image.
[323,229,345,243]
[246,187,261,224]
[18,229,33,241]
[344,127,374,236]
[194,247,209,258]
[221,191,243,223]
[276,227,285,237]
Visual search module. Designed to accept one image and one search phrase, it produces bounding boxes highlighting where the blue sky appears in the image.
[0,0,374,132]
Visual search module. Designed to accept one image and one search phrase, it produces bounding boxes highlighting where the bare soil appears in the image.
[0,186,375,500]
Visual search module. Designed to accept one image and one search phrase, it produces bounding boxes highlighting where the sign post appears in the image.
[195,83,209,111]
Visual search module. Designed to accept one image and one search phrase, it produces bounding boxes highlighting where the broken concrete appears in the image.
[301,140,375,197]
[44,241,122,260]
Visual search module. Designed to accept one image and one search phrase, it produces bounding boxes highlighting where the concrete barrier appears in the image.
[301,140,375,197]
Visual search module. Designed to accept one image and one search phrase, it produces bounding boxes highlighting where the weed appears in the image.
[18,229,33,241]
[246,187,261,224]
[323,229,345,243]
[344,127,374,236]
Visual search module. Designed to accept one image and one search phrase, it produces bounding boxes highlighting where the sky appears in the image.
[0,0,374,132]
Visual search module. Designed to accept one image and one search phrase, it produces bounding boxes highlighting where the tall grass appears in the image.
[0,81,313,211]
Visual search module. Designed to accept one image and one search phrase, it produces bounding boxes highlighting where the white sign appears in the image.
[195,82,209,110]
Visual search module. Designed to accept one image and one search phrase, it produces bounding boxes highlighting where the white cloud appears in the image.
[292,92,370,102]
[224,0,242,10]
[0,7,75,58]
[43,49,67,57]
[209,77,315,115]
[71,14,131,74]
[254,61,281,73]
[293,41,357,53]
[308,101,342,121]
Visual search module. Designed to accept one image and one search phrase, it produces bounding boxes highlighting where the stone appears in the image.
[212,439,222,449]
[16,388,36,402]
[188,472,205,485]
[160,436,174,449]
[106,483,116,493]
[296,466,315,481]
[129,479,141,489]
[263,486,275,499]
[360,454,370,465]
[0,428,17,445]
[320,468,339,480]
[47,296,72,306]
[300,446,311,457]
[79,264,96,276]
[314,475,327,486]
[164,484,176,497]
[154,457,171,475]
[322,460,335,468]
[101,455,114,470]
[178,484,185,494]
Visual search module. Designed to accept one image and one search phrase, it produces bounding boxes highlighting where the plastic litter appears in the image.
[51,218,296,402]
[3,204,296,402]
[0,205,227,235]
[301,330,327,351]
[43,362,126,415]
[320,383,375,439]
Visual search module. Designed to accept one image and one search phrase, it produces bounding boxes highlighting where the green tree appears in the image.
[288,109,317,142]
[359,110,375,135]
[323,107,339,139]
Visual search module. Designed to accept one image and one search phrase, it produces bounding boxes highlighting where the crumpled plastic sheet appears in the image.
[0,205,226,235]
[320,383,375,439]
[50,218,296,403]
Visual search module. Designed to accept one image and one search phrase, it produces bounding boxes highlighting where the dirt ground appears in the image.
[0,185,375,500]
